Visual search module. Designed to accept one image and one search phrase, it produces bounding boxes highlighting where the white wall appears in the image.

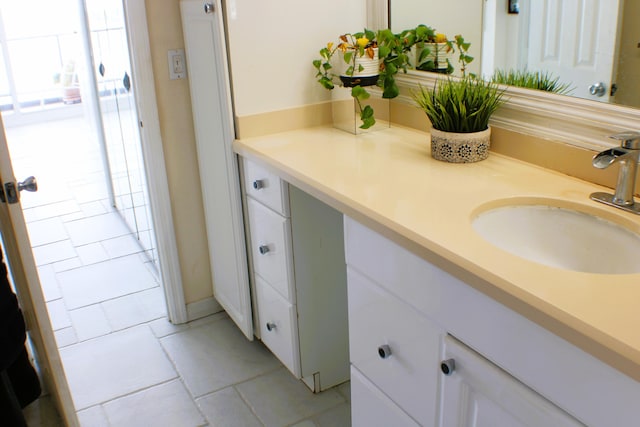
[491,0,523,76]
[225,0,367,117]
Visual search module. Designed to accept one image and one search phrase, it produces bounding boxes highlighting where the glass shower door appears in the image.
[86,0,158,265]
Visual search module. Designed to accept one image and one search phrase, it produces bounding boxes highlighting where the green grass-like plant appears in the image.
[491,69,573,95]
[413,77,506,133]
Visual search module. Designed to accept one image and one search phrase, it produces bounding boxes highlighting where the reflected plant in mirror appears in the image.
[390,0,639,108]
[313,26,474,129]
[397,24,473,76]
[491,69,573,95]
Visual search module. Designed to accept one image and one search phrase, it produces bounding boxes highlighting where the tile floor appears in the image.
[6,117,351,426]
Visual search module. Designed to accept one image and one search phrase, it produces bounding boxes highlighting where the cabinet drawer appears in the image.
[344,217,446,317]
[243,158,289,216]
[351,366,419,427]
[255,276,300,376]
[347,267,441,426]
[247,198,294,300]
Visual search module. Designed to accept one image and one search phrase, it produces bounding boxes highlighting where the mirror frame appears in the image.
[369,0,640,150]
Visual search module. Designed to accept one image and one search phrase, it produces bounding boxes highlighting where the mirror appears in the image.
[390,0,640,109]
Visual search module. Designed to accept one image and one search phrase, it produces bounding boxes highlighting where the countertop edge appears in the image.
[232,133,640,383]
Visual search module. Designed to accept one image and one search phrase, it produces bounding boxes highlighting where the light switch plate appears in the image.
[167,49,187,80]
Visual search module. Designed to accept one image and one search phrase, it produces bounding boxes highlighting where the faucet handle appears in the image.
[609,131,640,149]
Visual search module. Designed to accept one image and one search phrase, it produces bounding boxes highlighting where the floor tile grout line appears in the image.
[77,376,180,415]
[47,250,156,274]
[57,311,168,349]
[189,361,285,402]
[152,323,214,426]
[229,384,267,427]
[56,282,160,311]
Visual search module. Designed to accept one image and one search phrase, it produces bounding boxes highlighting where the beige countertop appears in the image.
[233,125,640,382]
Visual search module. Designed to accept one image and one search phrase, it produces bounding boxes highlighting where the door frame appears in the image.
[122,0,187,323]
[0,0,187,422]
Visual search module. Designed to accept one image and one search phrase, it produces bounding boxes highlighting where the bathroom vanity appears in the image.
[239,158,349,392]
[233,125,640,426]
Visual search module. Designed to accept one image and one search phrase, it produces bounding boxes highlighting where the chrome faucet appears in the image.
[590,131,640,214]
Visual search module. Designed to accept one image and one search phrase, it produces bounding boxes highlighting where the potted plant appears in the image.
[412,76,506,163]
[314,29,380,130]
[314,28,418,130]
[416,32,474,76]
[53,59,81,104]
[313,27,474,131]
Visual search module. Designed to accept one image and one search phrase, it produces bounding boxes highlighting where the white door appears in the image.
[0,114,78,426]
[440,335,584,427]
[526,0,620,102]
[180,0,253,339]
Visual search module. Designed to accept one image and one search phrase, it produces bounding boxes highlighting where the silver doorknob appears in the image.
[378,344,392,359]
[258,245,270,255]
[252,179,265,190]
[266,322,276,331]
[441,359,456,375]
[204,3,214,13]
[2,176,38,204]
[589,82,607,97]
[18,176,37,193]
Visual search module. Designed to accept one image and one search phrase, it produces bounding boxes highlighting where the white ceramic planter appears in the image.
[430,127,491,163]
[337,47,380,87]
[414,43,454,71]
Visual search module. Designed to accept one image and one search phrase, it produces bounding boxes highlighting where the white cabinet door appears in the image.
[181,0,252,338]
[347,267,442,426]
[440,335,584,427]
[351,367,420,427]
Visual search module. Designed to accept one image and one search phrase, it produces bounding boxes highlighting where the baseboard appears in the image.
[186,297,224,322]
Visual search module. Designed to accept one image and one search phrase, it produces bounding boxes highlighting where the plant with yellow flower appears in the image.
[313,26,474,130]
[313,29,381,129]
[314,30,378,90]
[315,28,422,129]
[399,25,473,75]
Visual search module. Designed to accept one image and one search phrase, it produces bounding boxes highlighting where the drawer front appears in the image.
[348,267,441,426]
[344,216,448,317]
[351,366,420,427]
[256,276,300,376]
[247,198,294,301]
[243,158,289,216]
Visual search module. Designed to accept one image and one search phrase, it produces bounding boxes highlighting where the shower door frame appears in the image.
[87,0,187,323]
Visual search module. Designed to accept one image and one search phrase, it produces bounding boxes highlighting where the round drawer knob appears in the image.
[252,179,265,190]
[258,245,270,255]
[441,359,456,375]
[378,344,392,359]
[266,322,276,331]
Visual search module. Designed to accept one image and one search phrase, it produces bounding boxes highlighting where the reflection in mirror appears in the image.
[390,0,640,109]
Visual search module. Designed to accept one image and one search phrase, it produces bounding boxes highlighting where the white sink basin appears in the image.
[472,202,640,274]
